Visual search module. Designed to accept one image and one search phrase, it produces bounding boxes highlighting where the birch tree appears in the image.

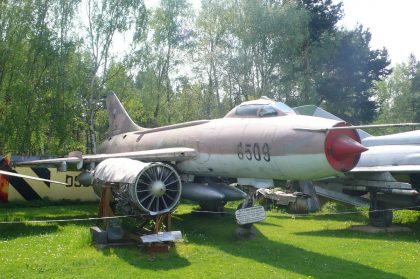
[83,0,146,153]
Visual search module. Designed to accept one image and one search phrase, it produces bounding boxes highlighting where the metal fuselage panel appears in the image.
[358,130,420,168]
[362,130,420,147]
[357,145,420,167]
[99,116,342,180]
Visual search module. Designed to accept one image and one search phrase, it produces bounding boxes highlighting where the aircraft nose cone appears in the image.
[330,134,368,161]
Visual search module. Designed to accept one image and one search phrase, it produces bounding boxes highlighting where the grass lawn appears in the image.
[0,202,419,279]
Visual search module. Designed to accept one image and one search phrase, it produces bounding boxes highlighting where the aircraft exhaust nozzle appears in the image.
[325,124,368,172]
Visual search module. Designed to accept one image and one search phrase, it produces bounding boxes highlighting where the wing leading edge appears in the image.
[14,147,197,169]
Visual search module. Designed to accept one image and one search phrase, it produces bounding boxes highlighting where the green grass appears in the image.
[1,203,420,279]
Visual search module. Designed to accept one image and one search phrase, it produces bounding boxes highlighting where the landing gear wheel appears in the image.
[199,201,226,213]
[369,203,393,227]
[369,192,393,227]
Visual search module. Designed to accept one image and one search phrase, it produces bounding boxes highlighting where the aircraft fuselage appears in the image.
[99,115,347,181]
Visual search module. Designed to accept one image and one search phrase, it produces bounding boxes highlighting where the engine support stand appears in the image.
[97,184,114,227]
[91,183,181,252]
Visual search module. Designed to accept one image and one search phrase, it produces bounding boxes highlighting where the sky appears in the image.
[336,0,420,65]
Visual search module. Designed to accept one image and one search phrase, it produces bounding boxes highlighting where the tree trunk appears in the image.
[89,109,97,154]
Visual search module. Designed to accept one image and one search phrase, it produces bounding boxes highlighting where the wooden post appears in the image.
[97,184,114,227]
[166,214,172,231]
[153,213,172,233]
[154,215,164,233]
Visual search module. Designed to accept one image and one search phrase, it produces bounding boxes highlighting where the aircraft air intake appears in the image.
[324,123,368,172]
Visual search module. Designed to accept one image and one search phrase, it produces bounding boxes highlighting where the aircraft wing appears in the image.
[82,147,197,162]
[348,145,420,174]
[351,165,420,173]
[295,123,420,132]
[14,147,197,169]
[0,170,68,185]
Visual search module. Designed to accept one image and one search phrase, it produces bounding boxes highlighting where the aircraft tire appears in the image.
[369,202,393,227]
[199,201,226,214]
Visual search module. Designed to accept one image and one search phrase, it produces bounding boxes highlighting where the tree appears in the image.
[287,0,343,104]
[194,0,232,117]
[299,0,343,42]
[193,0,310,112]
[0,0,82,155]
[315,26,391,124]
[83,0,146,153]
[375,55,420,133]
[0,0,395,155]
[133,0,193,126]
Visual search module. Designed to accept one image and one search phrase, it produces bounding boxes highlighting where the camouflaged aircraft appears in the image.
[13,93,369,218]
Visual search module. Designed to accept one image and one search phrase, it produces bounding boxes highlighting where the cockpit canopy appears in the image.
[224,97,296,118]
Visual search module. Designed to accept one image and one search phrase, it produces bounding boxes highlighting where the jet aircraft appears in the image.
[14,93,368,218]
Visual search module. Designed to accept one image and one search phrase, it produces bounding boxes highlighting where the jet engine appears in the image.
[93,158,182,216]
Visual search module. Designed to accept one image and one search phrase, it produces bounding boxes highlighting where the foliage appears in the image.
[374,55,420,134]
[315,26,391,124]
[82,0,147,153]
[0,0,394,155]
[0,0,86,155]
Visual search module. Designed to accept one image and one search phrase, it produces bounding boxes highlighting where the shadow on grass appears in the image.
[0,204,97,217]
[94,215,192,270]
[294,228,420,243]
[107,247,191,270]
[0,214,96,240]
[269,209,420,230]
[0,200,99,209]
[0,223,59,240]
[255,221,282,228]
[267,211,368,223]
[176,212,405,279]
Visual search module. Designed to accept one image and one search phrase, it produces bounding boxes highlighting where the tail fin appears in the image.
[106,92,144,137]
[294,105,371,139]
